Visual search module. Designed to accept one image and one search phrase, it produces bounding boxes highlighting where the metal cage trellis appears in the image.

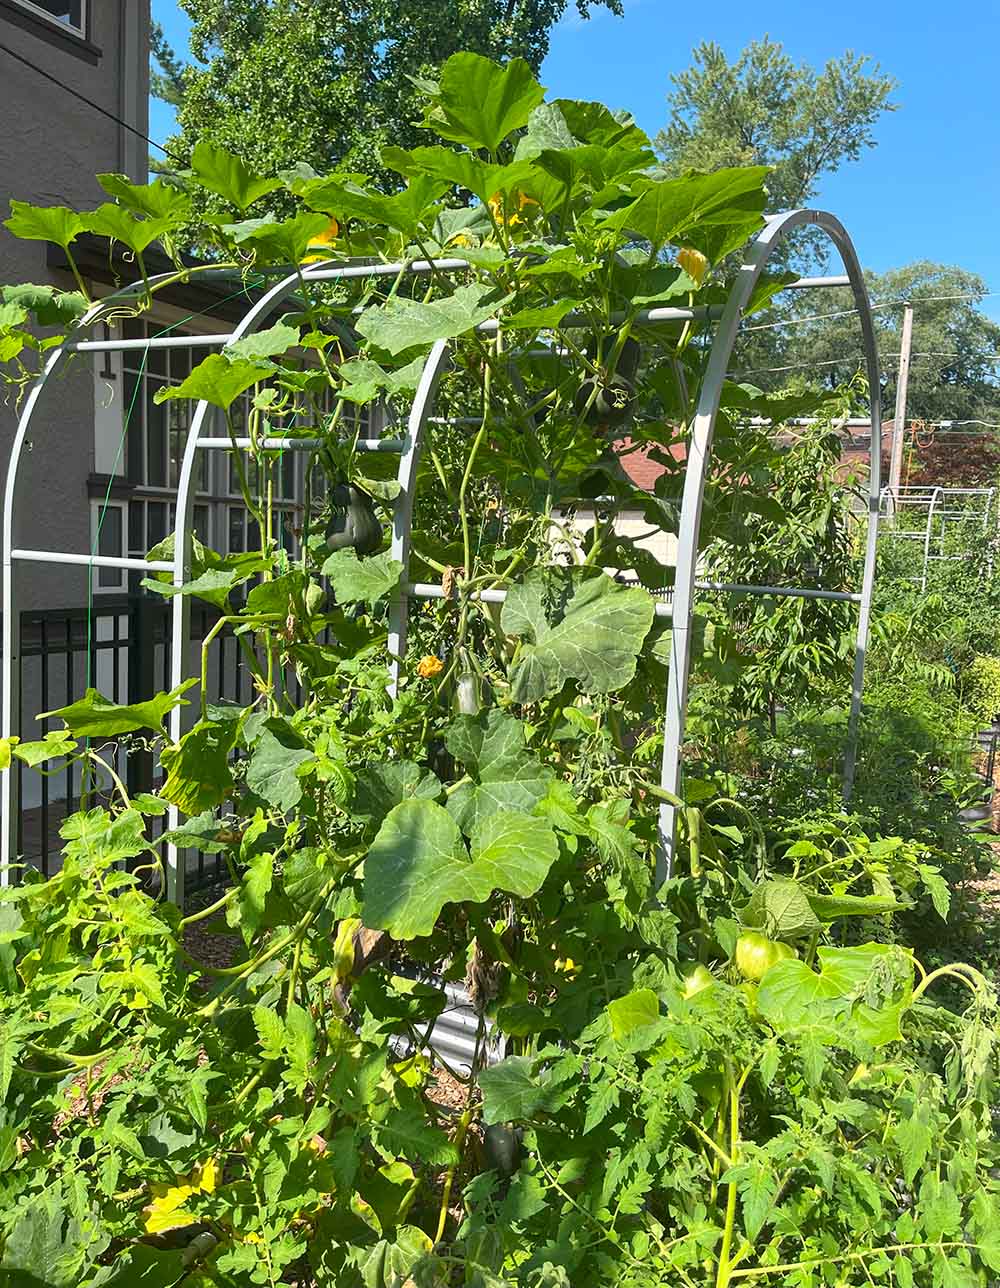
[878,485,997,591]
[0,207,882,902]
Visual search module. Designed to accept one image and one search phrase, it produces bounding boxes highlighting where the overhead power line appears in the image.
[741,290,1000,335]
[0,40,180,161]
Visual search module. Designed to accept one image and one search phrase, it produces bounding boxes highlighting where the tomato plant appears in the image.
[0,51,997,1288]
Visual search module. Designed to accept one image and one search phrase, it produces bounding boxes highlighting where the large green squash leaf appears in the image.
[432,53,545,153]
[322,549,402,606]
[600,166,770,254]
[2,284,88,327]
[353,762,442,830]
[82,204,173,255]
[220,211,332,263]
[299,174,447,240]
[154,354,272,411]
[502,570,654,703]
[381,145,536,207]
[160,718,239,815]
[245,722,314,812]
[225,321,301,363]
[97,173,192,222]
[4,201,84,252]
[757,944,914,1048]
[335,354,426,405]
[444,710,553,833]
[188,141,281,211]
[355,284,510,356]
[40,682,194,738]
[363,799,557,940]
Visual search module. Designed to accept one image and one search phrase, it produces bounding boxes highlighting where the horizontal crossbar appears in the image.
[783,275,850,289]
[198,437,405,452]
[695,580,862,603]
[405,580,673,618]
[303,258,472,281]
[406,578,860,607]
[64,334,232,353]
[11,549,173,572]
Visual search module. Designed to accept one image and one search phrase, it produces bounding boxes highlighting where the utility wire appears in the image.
[0,39,181,162]
[741,290,1000,334]
[733,351,1000,377]
[742,302,898,332]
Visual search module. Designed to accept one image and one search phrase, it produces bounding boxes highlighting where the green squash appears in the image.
[325,483,383,556]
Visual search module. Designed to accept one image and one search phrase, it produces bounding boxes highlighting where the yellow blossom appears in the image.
[555,957,579,976]
[416,655,444,679]
[302,217,341,262]
[677,246,709,286]
[487,190,539,229]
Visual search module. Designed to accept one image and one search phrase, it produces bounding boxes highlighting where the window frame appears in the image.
[90,499,126,595]
[7,0,86,38]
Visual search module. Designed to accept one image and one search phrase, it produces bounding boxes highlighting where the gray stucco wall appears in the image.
[0,0,150,612]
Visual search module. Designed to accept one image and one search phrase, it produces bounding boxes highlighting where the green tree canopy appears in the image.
[153,0,623,197]
[731,262,1000,424]
[656,38,897,215]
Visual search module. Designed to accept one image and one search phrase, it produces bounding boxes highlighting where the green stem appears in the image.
[715,1063,741,1288]
[178,887,237,930]
[728,1242,974,1281]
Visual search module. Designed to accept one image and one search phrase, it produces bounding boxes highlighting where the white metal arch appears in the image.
[0,218,882,905]
[657,209,883,880]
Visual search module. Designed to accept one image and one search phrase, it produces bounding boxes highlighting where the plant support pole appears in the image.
[887,303,914,501]
[656,210,882,885]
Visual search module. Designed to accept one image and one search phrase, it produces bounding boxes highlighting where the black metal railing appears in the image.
[14,594,256,896]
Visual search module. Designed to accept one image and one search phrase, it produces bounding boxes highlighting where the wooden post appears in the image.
[887,303,914,501]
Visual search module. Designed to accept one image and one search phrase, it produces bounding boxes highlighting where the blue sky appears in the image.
[150,0,1000,317]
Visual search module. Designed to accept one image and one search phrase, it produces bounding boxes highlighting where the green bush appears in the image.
[963,654,1000,725]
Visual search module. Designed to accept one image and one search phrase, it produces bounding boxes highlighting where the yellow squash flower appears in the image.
[416,655,444,679]
[487,190,539,229]
[677,246,709,286]
[302,217,341,263]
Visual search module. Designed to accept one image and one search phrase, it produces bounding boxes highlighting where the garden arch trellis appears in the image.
[0,207,882,901]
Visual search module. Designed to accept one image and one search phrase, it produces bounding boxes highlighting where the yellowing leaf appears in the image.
[143,1158,220,1233]
[333,917,361,983]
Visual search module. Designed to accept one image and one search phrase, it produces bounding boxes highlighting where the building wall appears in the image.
[0,0,150,611]
[550,508,677,573]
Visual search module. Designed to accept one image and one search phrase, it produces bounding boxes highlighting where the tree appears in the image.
[149,20,185,108]
[657,38,896,216]
[731,263,1000,425]
[153,0,623,197]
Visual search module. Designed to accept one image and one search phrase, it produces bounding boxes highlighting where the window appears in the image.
[91,501,125,593]
[10,0,85,35]
[121,320,209,494]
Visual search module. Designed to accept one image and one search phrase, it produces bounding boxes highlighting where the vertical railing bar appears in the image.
[39,617,49,875]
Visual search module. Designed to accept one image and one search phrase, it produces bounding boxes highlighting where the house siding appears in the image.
[0,0,149,611]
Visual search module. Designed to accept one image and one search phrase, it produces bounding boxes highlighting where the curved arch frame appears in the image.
[0,218,882,905]
[657,209,883,880]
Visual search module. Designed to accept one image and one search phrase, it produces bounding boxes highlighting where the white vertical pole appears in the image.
[887,303,914,500]
[387,340,451,697]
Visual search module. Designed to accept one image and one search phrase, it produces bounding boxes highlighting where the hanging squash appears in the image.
[325,483,383,556]
[573,336,641,426]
